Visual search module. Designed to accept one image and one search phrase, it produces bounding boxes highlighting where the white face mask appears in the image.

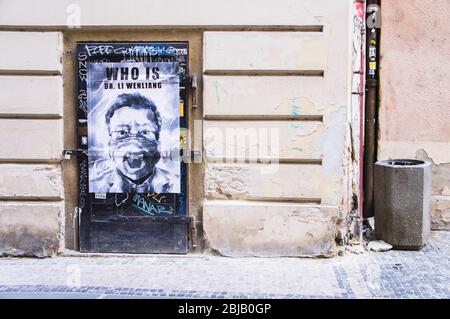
[108,107,161,181]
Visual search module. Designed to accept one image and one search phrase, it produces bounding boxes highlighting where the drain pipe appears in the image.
[363,0,381,222]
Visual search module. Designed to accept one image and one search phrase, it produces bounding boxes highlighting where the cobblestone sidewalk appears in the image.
[0,231,448,299]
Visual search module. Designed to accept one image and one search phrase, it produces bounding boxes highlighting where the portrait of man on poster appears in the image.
[89,93,176,193]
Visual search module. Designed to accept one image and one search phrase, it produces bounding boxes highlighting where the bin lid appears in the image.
[375,159,431,168]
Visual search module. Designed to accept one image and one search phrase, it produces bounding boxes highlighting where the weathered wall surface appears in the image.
[202,2,355,256]
[204,201,339,257]
[379,0,450,229]
[0,31,64,257]
[0,0,357,257]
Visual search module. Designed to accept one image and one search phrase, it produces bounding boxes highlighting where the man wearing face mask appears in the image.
[89,93,174,193]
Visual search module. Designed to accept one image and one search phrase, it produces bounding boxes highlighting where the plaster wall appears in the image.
[379,0,450,229]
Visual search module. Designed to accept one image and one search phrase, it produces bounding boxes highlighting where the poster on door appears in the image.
[87,62,180,194]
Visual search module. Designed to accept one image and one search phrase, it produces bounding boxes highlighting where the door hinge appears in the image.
[189,215,198,249]
[186,74,198,108]
[62,149,87,159]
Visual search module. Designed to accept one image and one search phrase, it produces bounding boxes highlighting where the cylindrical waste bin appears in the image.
[374,159,432,250]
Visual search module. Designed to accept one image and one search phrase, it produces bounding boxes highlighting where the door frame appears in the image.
[62,30,204,253]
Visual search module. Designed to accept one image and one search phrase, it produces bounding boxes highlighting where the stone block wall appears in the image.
[0,31,65,257]
[0,0,359,257]
[202,3,355,257]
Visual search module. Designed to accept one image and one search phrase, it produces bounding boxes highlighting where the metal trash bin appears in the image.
[374,159,432,250]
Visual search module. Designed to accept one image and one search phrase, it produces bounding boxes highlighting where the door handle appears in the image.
[179,149,202,163]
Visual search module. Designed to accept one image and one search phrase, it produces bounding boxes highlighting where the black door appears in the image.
[76,42,189,253]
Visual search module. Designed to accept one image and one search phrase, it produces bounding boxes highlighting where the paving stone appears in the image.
[366,240,393,252]
[0,231,448,299]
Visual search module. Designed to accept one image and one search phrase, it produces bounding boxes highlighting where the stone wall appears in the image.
[201,4,355,256]
[0,0,358,257]
[0,31,64,257]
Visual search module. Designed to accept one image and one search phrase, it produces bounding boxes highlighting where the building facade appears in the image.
[0,0,447,257]
[378,0,450,230]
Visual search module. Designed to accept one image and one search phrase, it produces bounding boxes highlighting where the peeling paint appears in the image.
[414,149,450,230]
[322,106,347,176]
[416,149,450,196]
[431,197,450,230]
[203,202,338,257]
[205,165,250,199]
[0,202,62,257]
